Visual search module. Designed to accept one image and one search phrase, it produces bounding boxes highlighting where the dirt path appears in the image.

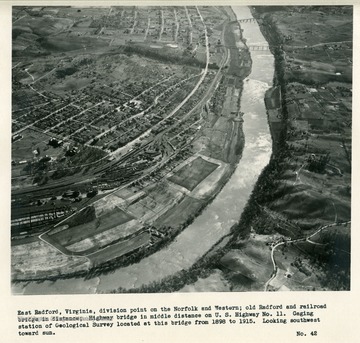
[159,9,164,41]
[184,6,193,45]
[174,9,179,42]
[144,17,150,40]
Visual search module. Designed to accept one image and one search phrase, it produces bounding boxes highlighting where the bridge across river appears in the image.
[238,17,258,23]
[229,17,262,25]
[248,45,270,51]
[227,44,270,51]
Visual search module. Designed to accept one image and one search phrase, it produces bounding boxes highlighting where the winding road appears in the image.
[264,220,351,291]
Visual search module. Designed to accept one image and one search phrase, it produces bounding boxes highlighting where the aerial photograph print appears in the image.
[11,5,352,295]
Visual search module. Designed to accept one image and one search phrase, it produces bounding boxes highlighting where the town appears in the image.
[12,6,249,283]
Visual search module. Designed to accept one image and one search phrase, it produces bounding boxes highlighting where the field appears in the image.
[168,156,219,191]
[49,206,135,247]
[11,240,89,280]
[12,128,62,161]
[219,237,274,291]
[155,195,205,228]
[88,232,151,264]
[65,219,140,253]
[179,270,231,292]
[124,183,185,223]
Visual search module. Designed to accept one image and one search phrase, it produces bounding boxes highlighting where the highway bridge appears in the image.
[227,44,270,51]
[237,18,258,23]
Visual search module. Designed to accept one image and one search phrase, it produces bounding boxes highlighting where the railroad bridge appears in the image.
[238,18,258,24]
[229,18,260,25]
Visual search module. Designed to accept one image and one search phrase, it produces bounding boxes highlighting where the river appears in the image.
[12,6,274,295]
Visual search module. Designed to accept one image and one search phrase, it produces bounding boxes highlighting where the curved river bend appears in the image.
[13,6,274,295]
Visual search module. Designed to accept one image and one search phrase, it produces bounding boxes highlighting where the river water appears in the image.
[13,6,274,295]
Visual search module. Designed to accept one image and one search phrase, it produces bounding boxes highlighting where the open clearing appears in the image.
[88,232,150,264]
[65,219,141,253]
[11,240,89,280]
[12,128,62,161]
[168,156,219,191]
[154,195,205,228]
[50,207,135,247]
